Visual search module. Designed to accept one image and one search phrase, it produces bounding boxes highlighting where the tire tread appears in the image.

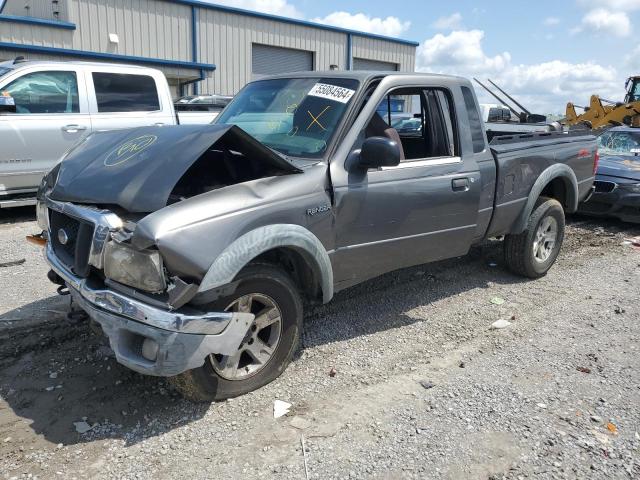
[504,196,564,278]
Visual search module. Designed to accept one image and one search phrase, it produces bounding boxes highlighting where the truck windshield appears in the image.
[598,131,640,156]
[216,77,359,158]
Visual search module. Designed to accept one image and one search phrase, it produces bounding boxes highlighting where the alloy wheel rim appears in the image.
[210,293,282,380]
[532,216,558,263]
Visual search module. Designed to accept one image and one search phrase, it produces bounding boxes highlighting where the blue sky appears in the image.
[211,0,640,114]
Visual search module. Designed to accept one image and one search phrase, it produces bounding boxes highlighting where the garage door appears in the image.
[252,44,314,78]
[353,58,398,71]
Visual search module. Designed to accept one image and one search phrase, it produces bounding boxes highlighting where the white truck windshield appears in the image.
[216,77,359,158]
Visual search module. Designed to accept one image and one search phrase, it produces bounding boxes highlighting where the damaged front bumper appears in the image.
[45,244,254,376]
[578,183,640,224]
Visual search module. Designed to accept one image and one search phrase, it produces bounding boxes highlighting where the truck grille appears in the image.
[594,181,617,193]
[49,210,95,277]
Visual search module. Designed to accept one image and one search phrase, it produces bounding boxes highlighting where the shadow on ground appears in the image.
[0,206,36,225]
[0,215,637,450]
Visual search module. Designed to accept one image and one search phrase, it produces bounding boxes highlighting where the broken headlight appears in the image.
[36,200,49,232]
[103,240,166,293]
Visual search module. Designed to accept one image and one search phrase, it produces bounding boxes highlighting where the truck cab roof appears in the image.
[0,59,163,75]
[257,70,469,85]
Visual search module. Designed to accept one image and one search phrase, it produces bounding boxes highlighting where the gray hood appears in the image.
[49,124,301,213]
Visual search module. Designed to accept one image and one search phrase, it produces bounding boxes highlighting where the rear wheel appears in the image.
[504,197,565,278]
[169,264,303,402]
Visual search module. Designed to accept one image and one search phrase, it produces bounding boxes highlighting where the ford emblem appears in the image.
[57,228,69,245]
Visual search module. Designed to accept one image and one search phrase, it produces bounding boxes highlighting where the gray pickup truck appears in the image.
[35,72,596,401]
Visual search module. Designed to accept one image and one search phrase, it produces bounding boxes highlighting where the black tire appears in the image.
[169,264,303,402]
[504,197,565,279]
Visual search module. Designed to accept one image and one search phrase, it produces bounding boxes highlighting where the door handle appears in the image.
[452,177,470,192]
[62,124,88,133]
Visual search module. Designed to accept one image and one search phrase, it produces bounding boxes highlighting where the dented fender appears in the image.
[198,224,334,303]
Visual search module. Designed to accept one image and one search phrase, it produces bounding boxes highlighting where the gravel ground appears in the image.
[0,207,639,480]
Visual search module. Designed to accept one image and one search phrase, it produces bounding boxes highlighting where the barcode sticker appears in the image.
[307,83,355,104]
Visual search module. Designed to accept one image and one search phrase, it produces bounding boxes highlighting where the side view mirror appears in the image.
[358,136,401,169]
[0,94,16,114]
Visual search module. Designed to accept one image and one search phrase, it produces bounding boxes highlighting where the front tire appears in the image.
[504,197,565,278]
[169,264,303,402]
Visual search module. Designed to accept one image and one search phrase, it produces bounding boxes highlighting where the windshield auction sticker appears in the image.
[307,83,355,104]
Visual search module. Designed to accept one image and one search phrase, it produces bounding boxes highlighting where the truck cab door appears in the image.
[86,69,175,131]
[0,67,91,195]
[330,83,485,289]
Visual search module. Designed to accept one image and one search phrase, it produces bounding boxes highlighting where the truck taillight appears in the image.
[593,149,599,175]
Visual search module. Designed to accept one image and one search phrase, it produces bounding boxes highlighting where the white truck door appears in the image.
[0,67,91,195]
[86,69,176,131]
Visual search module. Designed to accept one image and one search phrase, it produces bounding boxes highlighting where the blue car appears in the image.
[579,126,640,223]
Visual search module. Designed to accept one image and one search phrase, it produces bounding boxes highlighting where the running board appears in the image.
[0,197,37,208]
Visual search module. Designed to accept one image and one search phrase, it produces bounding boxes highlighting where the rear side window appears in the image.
[92,73,160,112]
[461,86,485,153]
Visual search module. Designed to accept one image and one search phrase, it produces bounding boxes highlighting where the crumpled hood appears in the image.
[597,154,640,182]
[49,124,301,212]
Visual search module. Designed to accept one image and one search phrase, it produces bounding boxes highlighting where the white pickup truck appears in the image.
[0,58,216,207]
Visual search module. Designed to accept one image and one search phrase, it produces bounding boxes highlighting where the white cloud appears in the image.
[311,11,410,37]
[577,0,640,11]
[209,2,412,38]
[207,0,303,18]
[416,29,621,114]
[432,13,463,30]
[625,45,640,69]
[578,8,631,37]
[418,30,510,73]
[543,16,560,26]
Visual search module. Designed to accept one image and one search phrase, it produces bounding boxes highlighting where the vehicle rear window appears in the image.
[461,86,485,153]
[92,73,160,113]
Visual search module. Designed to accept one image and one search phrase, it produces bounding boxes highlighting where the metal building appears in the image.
[0,0,418,97]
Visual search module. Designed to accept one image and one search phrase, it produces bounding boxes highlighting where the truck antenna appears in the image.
[487,79,531,115]
[473,78,522,119]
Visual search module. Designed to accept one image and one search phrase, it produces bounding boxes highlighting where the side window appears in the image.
[435,90,456,157]
[376,94,424,138]
[2,71,79,114]
[461,86,485,153]
[92,73,160,112]
[362,87,457,163]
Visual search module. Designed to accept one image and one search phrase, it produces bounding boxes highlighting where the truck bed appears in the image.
[485,131,597,237]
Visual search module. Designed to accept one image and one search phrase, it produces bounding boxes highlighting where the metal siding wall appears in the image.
[1,0,417,96]
[0,23,74,48]
[1,0,68,21]
[352,36,415,72]
[0,48,196,80]
[197,9,348,96]
[70,0,191,61]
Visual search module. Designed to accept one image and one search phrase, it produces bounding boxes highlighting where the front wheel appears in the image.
[169,264,303,402]
[503,197,565,278]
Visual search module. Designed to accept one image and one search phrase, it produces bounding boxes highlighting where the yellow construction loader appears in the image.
[564,76,640,129]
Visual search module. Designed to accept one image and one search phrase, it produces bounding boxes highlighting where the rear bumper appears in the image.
[578,188,640,224]
[45,244,254,376]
